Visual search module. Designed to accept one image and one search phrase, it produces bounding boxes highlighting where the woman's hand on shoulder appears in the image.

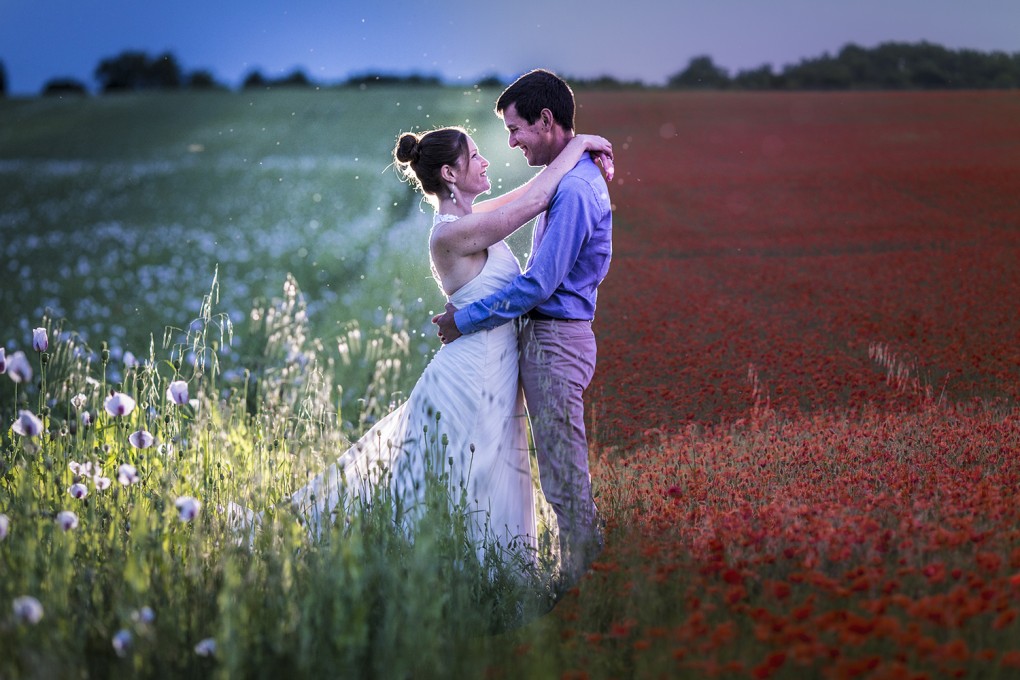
[572,134,614,181]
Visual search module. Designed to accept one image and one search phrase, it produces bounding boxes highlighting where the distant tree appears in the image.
[42,78,88,96]
[733,64,778,90]
[343,72,442,88]
[668,55,730,89]
[274,69,313,88]
[0,60,6,97]
[185,69,226,91]
[782,52,853,89]
[474,74,505,89]
[148,52,183,89]
[95,50,183,92]
[569,75,645,90]
[242,70,269,90]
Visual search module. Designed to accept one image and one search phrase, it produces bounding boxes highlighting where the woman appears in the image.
[242,127,613,564]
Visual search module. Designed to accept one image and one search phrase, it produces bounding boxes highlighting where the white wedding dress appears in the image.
[288,214,538,561]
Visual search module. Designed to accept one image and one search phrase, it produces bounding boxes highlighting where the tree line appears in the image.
[1,41,1018,97]
[669,42,1020,90]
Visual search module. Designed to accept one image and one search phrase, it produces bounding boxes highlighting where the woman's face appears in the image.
[456,135,490,197]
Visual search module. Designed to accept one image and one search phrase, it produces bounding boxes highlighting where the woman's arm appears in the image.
[433,134,613,256]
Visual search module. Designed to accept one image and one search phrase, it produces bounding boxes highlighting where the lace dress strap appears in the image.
[433,213,459,225]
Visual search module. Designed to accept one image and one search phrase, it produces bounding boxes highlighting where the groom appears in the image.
[432,69,613,589]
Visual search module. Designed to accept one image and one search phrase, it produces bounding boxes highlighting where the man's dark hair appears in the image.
[495,69,575,131]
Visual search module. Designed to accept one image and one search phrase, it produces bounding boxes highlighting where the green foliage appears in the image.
[0,277,554,679]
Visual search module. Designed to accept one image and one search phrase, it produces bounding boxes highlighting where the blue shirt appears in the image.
[455,155,612,334]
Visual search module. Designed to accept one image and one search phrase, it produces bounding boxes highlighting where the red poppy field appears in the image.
[501,91,1020,678]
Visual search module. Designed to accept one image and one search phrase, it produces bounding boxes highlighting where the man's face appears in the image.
[502,103,551,167]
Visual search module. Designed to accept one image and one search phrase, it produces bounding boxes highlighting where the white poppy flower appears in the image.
[94,476,112,491]
[68,483,88,499]
[194,638,216,657]
[12,596,44,625]
[71,393,88,410]
[81,411,92,427]
[103,391,136,417]
[69,461,94,477]
[6,351,32,383]
[112,629,133,657]
[32,328,48,352]
[167,380,189,406]
[56,510,78,531]
[11,410,43,437]
[0,514,9,541]
[131,605,155,624]
[128,429,155,449]
[0,347,6,373]
[117,464,140,486]
[175,496,201,522]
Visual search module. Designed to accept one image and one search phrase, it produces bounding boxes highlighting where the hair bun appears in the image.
[396,133,421,164]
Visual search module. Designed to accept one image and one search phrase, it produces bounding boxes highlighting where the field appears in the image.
[2,88,1020,678]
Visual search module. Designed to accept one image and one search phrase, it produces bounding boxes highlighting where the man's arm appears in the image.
[434,175,599,342]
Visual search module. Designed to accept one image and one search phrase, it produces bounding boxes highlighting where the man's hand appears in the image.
[431,302,462,344]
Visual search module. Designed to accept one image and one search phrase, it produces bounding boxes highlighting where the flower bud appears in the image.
[32,328,48,353]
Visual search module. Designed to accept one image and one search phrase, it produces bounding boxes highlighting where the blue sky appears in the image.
[2,0,1019,94]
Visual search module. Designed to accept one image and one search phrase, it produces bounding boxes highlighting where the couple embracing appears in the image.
[289,69,613,592]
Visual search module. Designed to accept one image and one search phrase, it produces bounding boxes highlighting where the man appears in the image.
[432,69,613,588]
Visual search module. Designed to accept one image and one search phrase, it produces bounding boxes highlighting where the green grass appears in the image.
[1,277,558,679]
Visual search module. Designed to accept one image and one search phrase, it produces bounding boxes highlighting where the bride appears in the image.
[240,126,613,564]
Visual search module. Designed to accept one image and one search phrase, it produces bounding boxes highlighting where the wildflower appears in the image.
[12,596,44,625]
[81,411,92,427]
[0,347,5,373]
[0,514,9,540]
[175,496,201,522]
[12,410,44,437]
[69,461,94,477]
[94,476,112,491]
[112,629,133,657]
[104,391,136,417]
[71,393,88,410]
[123,351,139,369]
[56,510,78,531]
[167,380,189,406]
[32,328,48,352]
[129,429,155,449]
[117,464,140,486]
[194,638,216,657]
[131,606,155,625]
[6,351,31,383]
[68,483,88,499]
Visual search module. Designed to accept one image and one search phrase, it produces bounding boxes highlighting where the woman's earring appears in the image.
[450,190,457,204]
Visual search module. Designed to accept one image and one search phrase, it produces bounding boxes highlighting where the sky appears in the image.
[1,0,1019,95]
